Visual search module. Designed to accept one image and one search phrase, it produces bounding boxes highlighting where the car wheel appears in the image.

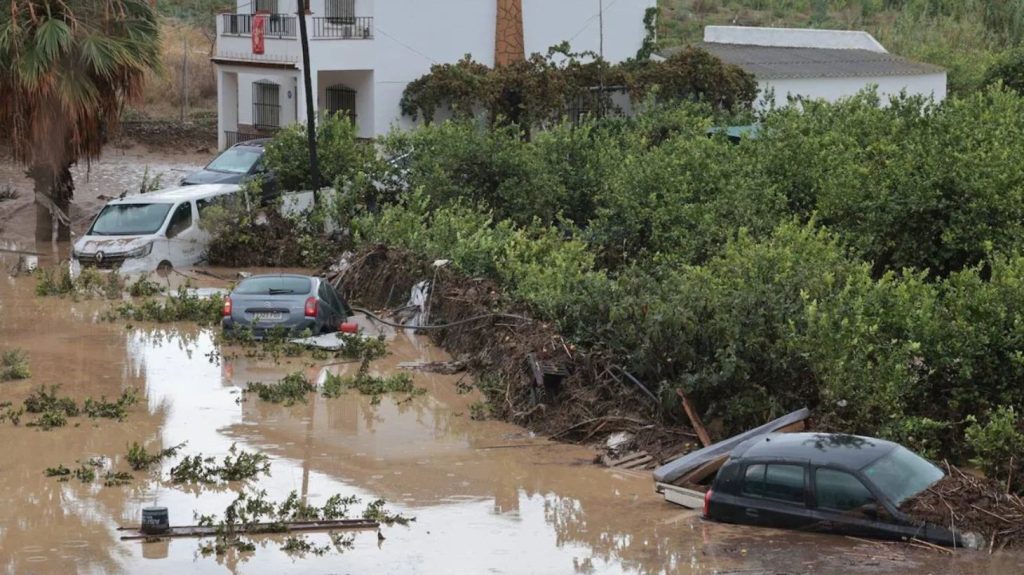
[156,261,173,277]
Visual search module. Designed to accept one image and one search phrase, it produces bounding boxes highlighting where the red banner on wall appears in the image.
[252,15,266,55]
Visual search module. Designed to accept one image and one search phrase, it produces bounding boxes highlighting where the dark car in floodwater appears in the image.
[703,433,969,547]
[181,140,278,203]
[222,275,352,338]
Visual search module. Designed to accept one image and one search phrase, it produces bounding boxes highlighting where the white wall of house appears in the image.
[757,73,948,109]
[317,70,375,138]
[216,0,656,145]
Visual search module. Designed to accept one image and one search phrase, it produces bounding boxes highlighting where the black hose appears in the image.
[351,306,532,330]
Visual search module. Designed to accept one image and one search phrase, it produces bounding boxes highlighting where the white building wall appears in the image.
[757,73,948,109]
[217,0,656,142]
[371,0,655,134]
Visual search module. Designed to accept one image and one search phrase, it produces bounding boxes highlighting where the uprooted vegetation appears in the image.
[126,441,187,471]
[0,349,30,381]
[35,266,162,299]
[321,357,424,405]
[168,443,271,485]
[44,457,133,487]
[18,386,139,429]
[902,463,1024,550]
[104,285,224,324]
[242,373,317,406]
[194,489,411,557]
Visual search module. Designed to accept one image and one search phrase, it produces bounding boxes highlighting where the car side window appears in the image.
[742,463,806,504]
[815,468,877,513]
[166,202,193,238]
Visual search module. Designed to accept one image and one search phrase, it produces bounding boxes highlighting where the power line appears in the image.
[568,0,623,44]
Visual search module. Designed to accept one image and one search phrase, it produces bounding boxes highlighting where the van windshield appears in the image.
[88,203,173,236]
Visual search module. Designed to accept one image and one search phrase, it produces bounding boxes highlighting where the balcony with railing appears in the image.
[215,2,375,68]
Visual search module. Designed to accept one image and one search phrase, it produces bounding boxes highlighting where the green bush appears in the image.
[965,406,1024,491]
[264,113,373,192]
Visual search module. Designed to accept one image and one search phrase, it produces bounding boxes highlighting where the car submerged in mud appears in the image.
[703,433,976,547]
[222,274,353,338]
[72,184,242,273]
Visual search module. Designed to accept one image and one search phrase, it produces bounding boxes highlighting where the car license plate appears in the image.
[253,312,283,322]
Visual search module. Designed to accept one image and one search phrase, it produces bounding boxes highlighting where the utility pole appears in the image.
[180,37,188,123]
[297,0,321,203]
[598,0,606,116]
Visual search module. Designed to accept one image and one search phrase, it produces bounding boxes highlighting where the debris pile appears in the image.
[901,463,1024,551]
[332,246,674,448]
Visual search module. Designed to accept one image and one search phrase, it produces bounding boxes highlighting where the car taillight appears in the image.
[222,296,232,317]
[703,488,713,518]
[304,297,318,318]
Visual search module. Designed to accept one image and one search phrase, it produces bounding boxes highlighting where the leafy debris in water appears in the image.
[83,389,140,420]
[243,373,315,406]
[169,443,271,484]
[126,441,187,471]
[0,348,31,381]
[321,357,424,405]
[195,489,410,558]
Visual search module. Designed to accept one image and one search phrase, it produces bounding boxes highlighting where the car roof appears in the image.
[240,274,317,281]
[732,432,899,470]
[110,184,241,204]
[231,139,270,149]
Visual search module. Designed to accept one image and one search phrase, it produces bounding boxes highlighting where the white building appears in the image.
[673,26,947,109]
[213,0,655,149]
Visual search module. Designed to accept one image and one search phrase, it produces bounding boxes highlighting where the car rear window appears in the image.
[815,468,876,511]
[742,463,806,504]
[235,277,312,295]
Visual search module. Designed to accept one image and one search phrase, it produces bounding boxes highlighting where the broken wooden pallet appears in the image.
[397,360,466,374]
[601,450,655,470]
[118,519,380,541]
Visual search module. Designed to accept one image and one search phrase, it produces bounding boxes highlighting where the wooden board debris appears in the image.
[658,482,707,509]
[118,518,380,541]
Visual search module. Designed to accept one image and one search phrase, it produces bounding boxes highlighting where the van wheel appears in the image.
[156,261,173,276]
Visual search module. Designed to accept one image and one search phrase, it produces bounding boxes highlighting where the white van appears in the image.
[73,184,242,273]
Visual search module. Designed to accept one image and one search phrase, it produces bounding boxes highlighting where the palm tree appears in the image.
[0,0,160,243]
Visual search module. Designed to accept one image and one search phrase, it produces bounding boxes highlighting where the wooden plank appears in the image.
[119,519,379,541]
[677,455,727,486]
[677,389,712,448]
[603,451,650,468]
[659,482,707,509]
[620,455,654,469]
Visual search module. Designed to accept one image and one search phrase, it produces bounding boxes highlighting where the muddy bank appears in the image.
[337,246,703,463]
[116,118,217,154]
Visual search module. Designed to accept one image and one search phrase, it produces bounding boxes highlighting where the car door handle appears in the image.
[745,509,759,518]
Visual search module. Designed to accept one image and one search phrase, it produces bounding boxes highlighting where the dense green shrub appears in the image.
[264,113,374,192]
[400,46,757,127]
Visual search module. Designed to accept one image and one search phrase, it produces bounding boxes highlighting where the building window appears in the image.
[252,81,281,130]
[253,0,278,14]
[325,85,357,123]
[326,0,356,24]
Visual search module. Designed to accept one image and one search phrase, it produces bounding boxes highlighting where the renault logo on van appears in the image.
[95,251,105,264]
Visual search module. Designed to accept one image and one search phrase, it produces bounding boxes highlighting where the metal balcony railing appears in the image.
[221,14,297,39]
[312,17,374,39]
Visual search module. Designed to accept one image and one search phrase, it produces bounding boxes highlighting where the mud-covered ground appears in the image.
[1,260,1023,574]
[0,143,211,251]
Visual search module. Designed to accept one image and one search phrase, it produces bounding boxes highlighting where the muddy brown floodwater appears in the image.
[2,255,1024,575]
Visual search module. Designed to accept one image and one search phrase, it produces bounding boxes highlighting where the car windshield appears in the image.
[206,147,261,174]
[88,203,173,236]
[235,277,312,295]
[862,446,945,505]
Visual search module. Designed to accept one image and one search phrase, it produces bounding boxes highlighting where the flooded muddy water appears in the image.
[1,255,1023,574]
